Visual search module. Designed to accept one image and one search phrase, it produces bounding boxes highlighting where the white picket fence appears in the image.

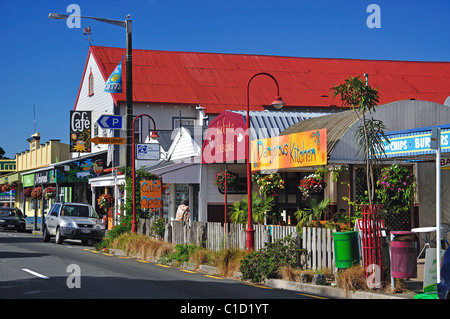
[302,227,336,270]
[137,219,336,270]
[205,222,336,270]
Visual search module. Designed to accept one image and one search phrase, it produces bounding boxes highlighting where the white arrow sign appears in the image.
[97,115,123,129]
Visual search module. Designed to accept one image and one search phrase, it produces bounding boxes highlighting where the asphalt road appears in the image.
[0,230,331,315]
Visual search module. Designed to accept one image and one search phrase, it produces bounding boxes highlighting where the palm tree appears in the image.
[295,198,331,230]
[230,192,274,225]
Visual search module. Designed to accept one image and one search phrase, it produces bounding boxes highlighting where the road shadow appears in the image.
[0,251,50,259]
[0,275,310,301]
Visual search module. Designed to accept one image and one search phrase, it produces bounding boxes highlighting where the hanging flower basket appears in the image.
[214,170,238,192]
[254,173,285,197]
[43,187,56,199]
[97,193,114,210]
[31,187,43,199]
[21,187,32,198]
[299,173,326,198]
[1,184,10,192]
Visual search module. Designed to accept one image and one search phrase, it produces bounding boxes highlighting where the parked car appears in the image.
[438,247,450,299]
[43,202,105,245]
[0,207,27,232]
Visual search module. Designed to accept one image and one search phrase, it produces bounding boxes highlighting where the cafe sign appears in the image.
[251,129,327,171]
[70,110,92,153]
[140,180,162,209]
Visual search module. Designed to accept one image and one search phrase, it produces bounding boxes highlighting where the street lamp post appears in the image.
[48,12,134,171]
[246,73,285,251]
[131,114,159,233]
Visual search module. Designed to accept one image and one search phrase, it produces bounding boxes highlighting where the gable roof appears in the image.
[85,45,450,115]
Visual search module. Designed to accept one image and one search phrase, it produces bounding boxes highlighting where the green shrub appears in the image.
[159,244,201,266]
[94,214,133,251]
[240,235,305,283]
[150,218,165,238]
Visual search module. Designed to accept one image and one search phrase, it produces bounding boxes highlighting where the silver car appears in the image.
[43,202,105,245]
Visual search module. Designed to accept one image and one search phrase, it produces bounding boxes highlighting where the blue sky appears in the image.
[0,0,449,158]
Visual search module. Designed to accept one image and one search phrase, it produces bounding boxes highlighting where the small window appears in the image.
[88,68,94,97]
[173,117,196,129]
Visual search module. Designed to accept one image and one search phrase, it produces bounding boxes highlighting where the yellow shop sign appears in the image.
[251,129,327,171]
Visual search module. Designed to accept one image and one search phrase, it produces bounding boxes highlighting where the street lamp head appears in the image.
[48,13,69,19]
[150,131,159,140]
[271,96,285,109]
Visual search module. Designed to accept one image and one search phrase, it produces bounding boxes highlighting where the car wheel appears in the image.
[43,227,50,242]
[55,227,64,244]
[81,240,89,245]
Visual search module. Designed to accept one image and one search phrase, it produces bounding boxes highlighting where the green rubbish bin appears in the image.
[333,231,360,268]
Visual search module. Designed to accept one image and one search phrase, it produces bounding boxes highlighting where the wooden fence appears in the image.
[137,219,336,270]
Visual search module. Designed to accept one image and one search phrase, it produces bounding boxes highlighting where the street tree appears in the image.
[331,76,389,205]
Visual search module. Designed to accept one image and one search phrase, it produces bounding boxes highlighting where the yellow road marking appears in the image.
[137,259,150,263]
[156,264,171,268]
[243,283,272,289]
[296,293,329,299]
[102,253,114,256]
[204,275,223,280]
[181,269,197,274]
[118,256,132,259]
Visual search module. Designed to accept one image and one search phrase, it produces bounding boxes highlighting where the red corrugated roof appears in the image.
[85,45,450,114]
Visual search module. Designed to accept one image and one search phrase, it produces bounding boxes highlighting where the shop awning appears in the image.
[147,158,201,184]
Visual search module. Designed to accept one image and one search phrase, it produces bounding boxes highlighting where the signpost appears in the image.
[91,137,125,145]
[430,127,442,285]
[97,115,123,130]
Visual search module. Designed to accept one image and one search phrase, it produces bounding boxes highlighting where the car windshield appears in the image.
[61,205,98,218]
[0,208,22,218]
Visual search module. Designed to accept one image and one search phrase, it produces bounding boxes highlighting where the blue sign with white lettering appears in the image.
[373,125,450,158]
[97,115,123,129]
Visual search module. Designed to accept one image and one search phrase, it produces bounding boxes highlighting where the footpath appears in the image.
[265,259,426,299]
